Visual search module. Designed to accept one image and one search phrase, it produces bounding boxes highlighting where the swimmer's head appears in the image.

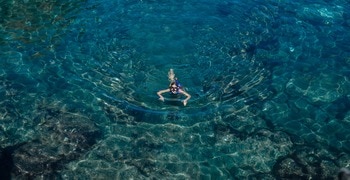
[169,82,179,94]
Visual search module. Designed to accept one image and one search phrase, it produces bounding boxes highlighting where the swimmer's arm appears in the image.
[180,90,191,106]
[157,89,170,101]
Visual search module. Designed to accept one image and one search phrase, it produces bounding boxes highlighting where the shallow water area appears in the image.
[1,0,350,179]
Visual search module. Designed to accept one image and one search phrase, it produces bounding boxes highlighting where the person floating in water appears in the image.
[157,69,191,106]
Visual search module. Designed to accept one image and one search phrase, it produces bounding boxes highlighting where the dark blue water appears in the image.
[1,0,350,179]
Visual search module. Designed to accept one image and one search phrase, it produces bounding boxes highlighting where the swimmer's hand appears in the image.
[159,96,165,102]
[182,100,188,106]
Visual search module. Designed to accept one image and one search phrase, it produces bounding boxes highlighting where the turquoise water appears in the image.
[0,0,350,178]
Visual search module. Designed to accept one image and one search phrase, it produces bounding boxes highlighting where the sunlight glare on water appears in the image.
[0,0,350,179]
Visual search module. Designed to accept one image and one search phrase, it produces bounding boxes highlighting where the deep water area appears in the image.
[0,0,350,179]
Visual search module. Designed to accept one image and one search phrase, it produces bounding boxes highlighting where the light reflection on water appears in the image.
[0,0,350,179]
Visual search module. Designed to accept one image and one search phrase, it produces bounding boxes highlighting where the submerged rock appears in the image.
[273,147,340,179]
[12,142,62,177]
[0,147,13,180]
[11,109,101,178]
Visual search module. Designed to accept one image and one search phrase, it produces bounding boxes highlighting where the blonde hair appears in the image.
[168,69,175,82]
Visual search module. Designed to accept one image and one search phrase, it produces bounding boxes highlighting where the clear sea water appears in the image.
[0,0,350,179]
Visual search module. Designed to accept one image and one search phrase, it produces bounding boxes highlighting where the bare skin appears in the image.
[157,88,191,106]
[157,69,191,106]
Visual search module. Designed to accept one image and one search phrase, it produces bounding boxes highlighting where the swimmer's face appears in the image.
[170,85,178,93]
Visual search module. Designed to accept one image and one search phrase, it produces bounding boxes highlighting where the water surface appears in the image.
[0,0,350,179]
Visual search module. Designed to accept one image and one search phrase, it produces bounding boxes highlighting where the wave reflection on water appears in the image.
[1,0,350,179]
